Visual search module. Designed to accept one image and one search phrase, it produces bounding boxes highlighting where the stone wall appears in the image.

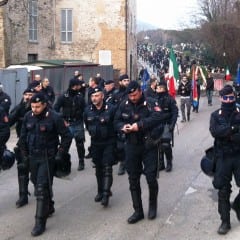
[2,0,137,78]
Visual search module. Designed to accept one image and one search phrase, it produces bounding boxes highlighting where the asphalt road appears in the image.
[1,94,240,240]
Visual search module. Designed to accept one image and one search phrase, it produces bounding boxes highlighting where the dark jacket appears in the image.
[9,100,31,137]
[18,108,72,155]
[54,89,85,123]
[177,80,191,97]
[210,105,240,153]
[114,94,170,144]
[84,102,116,144]
[0,91,11,114]
[0,107,10,143]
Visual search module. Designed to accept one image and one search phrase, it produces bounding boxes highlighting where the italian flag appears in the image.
[225,66,231,81]
[168,48,179,98]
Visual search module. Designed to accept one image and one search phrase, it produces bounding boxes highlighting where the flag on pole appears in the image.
[225,66,231,81]
[168,48,179,98]
[192,66,199,108]
[236,62,240,85]
[141,68,150,91]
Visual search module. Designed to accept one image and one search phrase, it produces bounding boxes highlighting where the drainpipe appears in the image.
[125,0,128,76]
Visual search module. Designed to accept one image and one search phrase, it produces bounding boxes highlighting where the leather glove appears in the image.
[55,149,64,163]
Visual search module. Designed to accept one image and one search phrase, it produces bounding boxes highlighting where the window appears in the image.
[28,0,38,42]
[28,54,38,62]
[61,9,73,43]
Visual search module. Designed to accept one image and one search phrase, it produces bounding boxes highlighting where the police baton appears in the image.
[44,149,53,198]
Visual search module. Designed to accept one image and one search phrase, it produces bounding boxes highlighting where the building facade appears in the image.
[1,0,137,79]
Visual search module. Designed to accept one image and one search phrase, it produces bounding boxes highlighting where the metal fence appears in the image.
[0,65,113,109]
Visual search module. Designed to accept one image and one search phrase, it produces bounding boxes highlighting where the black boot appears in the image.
[101,166,113,207]
[48,199,55,217]
[77,159,85,171]
[217,188,231,235]
[187,114,190,122]
[118,161,125,175]
[165,158,172,172]
[95,168,103,202]
[148,182,158,220]
[231,191,240,221]
[217,221,231,234]
[31,185,49,237]
[128,190,144,224]
[77,142,85,171]
[16,175,29,208]
[158,159,165,171]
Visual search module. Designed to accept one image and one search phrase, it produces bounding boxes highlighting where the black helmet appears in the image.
[54,153,71,178]
[1,149,15,170]
[200,146,215,177]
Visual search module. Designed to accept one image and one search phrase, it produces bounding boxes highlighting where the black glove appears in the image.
[55,149,64,163]
[231,125,239,133]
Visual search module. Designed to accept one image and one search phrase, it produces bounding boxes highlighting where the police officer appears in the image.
[114,81,169,223]
[0,104,10,171]
[0,82,11,115]
[18,93,72,236]
[41,77,55,106]
[112,74,130,175]
[209,85,240,234]
[155,81,178,172]
[103,80,115,104]
[9,88,35,208]
[84,87,116,207]
[54,78,86,171]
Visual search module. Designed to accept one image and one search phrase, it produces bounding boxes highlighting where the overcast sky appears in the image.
[137,0,200,30]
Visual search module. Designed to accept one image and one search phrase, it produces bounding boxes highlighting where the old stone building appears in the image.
[1,0,137,79]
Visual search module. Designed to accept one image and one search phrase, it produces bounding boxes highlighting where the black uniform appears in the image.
[0,90,11,114]
[210,101,240,234]
[84,101,116,206]
[112,86,128,175]
[0,107,10,170]
[154,91,178,171]
[18,104,72,236]
[54,88,86,170]
[9,98,32,207]
[41,86,55,106]
[114,93,170,222]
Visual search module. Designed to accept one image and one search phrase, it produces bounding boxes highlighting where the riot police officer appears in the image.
[112,74,130,175]
[155,81,178,172]
[114,81,169,223]
[209,85,240,235]
[18,93,72,236]
[0,82,11,115]
[9,88,35,208]
[84,87,116,207]
[0,104,10,171]
[54,78,86,171]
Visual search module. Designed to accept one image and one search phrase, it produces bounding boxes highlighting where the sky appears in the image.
[137,0,200,30]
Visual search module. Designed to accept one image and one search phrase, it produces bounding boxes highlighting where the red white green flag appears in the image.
[225,66,231,81]
[168,48,179,98]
